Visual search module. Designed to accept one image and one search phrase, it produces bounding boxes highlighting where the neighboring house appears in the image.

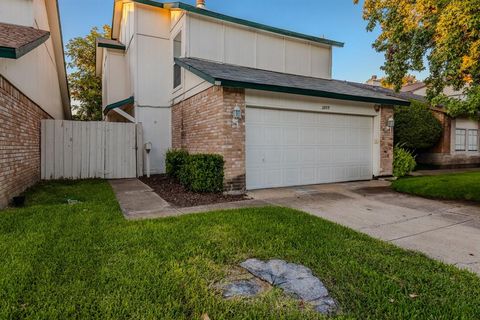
[401,83,480,167]
[0,0,71,208]
[366,75,382,87]
[97,0,411,191]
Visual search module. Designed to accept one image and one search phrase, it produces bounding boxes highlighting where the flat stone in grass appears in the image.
[239,259,338,315]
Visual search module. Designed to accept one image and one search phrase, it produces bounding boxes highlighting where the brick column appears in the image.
[171,86,246,191]
[221,88,246,192]
[379,106,394,176]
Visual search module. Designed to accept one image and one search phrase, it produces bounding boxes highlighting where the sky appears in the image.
[58,0,427,83]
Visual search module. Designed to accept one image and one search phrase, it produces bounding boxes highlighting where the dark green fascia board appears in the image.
[104,96,135,114]
[0,32,50,59]
[220,80,411,106]
[134,0,165,7]
[129,1,344,47]
[175,59,410,106]
[98,42,126,51]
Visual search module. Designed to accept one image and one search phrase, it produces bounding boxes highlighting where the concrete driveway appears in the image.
[248,180,480,275]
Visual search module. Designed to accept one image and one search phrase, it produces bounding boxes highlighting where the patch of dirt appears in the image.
[139,174,249,208]
[353,186,397,196]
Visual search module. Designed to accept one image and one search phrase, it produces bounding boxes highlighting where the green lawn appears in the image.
[392,171,480,202]
[1,181,480,319]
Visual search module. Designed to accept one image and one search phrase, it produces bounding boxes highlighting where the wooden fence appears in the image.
[41,120,143,180]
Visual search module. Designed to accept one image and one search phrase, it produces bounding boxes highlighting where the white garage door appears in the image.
[246,107,373,190]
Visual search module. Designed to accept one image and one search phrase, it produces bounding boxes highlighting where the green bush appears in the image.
[179,154,225,193]
[393,146,417,178]
[394,100,443,150]
[165,149,189,178]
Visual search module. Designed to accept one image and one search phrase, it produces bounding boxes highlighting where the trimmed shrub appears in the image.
[165,149,189,178]
[394,100,443,150]
[393,146,417,178]
[179,154,225,193]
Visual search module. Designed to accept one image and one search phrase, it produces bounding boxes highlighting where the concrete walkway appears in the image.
[109,179,266,220]
[249,180,480,275]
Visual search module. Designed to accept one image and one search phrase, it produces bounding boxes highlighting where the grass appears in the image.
[1,181,479,319]
[392,171,480,202]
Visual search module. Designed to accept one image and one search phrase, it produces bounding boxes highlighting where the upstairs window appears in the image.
[468,129,478,151]
[455,129,466,151]
[173,32,182,89]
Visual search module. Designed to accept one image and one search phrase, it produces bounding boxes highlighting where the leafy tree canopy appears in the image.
[66,25,111,121]
[355,0,480,118]
[380,74,419,89]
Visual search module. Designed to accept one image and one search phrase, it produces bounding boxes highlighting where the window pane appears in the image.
[455,129,466,151]
[468,129,478,151]
[173,64,181,88]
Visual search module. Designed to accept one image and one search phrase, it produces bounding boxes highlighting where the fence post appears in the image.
[136,123,144,177]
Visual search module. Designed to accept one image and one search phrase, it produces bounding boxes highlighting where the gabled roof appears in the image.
[175,57,411,106]
[401,82,427,93]
[0,22,50,59]
[113,1,344,47]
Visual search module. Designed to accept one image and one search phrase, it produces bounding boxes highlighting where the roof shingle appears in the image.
[176,58,411,106]
[0,22,50,59]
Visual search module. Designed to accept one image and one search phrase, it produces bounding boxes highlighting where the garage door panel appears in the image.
[246,108,373,190]
[265,127,282,145]
[317,128,332,145]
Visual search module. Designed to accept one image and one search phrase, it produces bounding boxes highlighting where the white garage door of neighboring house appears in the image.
[246,107,373,190]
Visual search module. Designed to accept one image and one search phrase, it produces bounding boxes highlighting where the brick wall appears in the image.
[429,109,451,154]
[379,106,394,176]
[417,109,480,167]
[0,75,52,208]
[171,86,246,191]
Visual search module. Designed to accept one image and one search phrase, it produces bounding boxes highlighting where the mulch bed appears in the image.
[140,174,248,208]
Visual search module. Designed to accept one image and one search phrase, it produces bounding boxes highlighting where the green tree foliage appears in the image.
[355,0,480,117]
[394,100,443,150]
[66,25,111,121]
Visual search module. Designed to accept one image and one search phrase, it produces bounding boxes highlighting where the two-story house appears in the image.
[97,0,410,191]
[0,0,71,208]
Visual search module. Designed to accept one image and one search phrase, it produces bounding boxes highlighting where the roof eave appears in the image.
[220,80,411,106]
[103,96,135,115]
[165,2,345,47]
[174,58,410,106]
[0,32,50,59]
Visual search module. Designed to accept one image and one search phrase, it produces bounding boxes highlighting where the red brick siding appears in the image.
[0,75,52,208]
[429,109,451,154]
[171,86,246,191]
[380,106,394,176]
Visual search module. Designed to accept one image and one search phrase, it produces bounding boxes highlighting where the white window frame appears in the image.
[455,129,467,151]
[468,129,479,151]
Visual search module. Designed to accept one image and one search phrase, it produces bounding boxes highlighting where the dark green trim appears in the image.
[0,47,16,59]
[134,0,164,8]
[0,32,50,59]
[129,1,344,47]
[98,42,126,51]
[104,96,135,114]
[175,59,410,106]
[221,80,410,106]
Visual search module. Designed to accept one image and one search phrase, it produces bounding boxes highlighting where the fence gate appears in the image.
[41,120,143,180]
